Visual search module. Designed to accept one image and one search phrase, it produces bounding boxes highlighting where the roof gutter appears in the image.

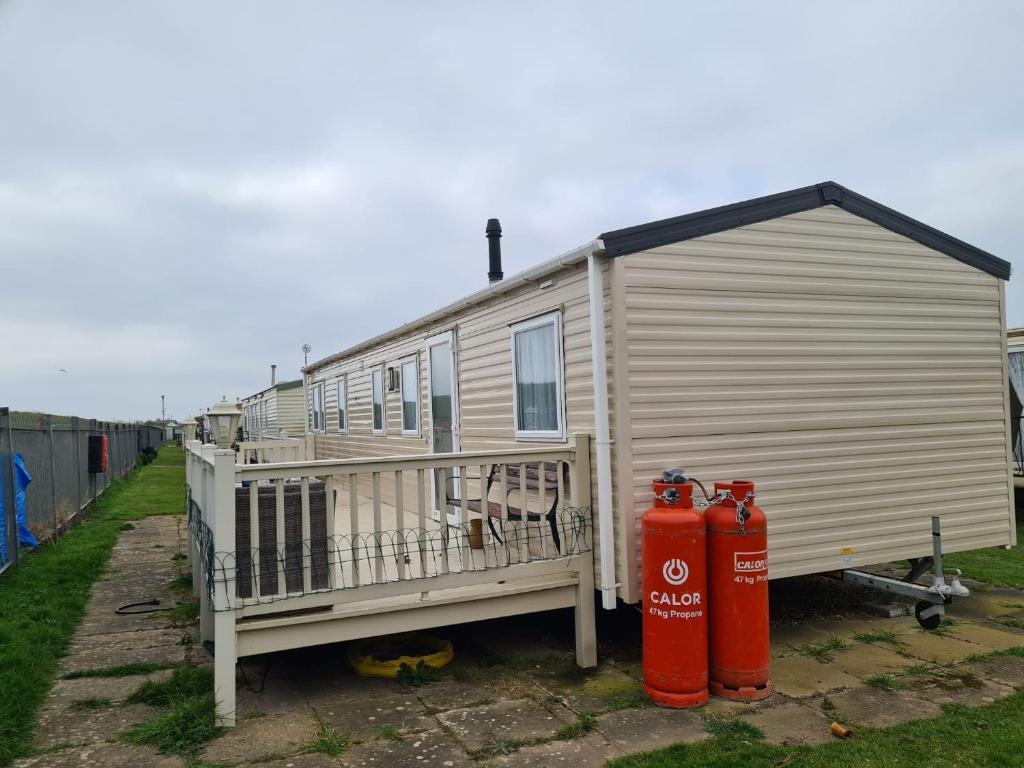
[306,239,601,373]
[586,242,618,610]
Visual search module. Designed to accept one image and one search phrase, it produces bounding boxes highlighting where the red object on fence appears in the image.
[706,479,772,701]
[87,434,109,474]
[642,480,708,709]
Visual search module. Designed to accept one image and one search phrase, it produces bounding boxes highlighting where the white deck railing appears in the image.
[185,435,596,726]
[236,436,310,464]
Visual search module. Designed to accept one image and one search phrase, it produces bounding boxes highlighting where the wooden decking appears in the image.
[186,435,597,726]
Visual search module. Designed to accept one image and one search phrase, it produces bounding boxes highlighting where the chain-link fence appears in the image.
[0,407,165,574]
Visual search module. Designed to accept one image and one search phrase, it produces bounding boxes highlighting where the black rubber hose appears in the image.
[115,598,172,615]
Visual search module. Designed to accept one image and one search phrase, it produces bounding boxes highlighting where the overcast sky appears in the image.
[1,2,1021,421]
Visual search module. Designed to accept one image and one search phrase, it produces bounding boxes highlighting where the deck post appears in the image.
[571,434,597,667]
[211,448,237,727]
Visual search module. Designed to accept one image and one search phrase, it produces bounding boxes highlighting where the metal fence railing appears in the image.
[1014,416,1023,478]
[0,407,165,574]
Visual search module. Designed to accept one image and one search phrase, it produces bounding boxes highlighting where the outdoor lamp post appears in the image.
[180,417,198,442]
[206,397,242,449]
[302,343,312,437]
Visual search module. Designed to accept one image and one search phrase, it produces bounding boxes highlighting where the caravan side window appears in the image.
[510,311,566,440]
[311,381,325,433]
[400,355,420,436]
[337,376,348,433]
[371,366,386,435]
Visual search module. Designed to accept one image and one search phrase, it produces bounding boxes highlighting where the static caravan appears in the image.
[305,182,1016,608]
[1010,329,1023,483]
[240,378,305,441]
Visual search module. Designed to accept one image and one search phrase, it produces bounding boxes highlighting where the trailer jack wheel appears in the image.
[915,600,943,630]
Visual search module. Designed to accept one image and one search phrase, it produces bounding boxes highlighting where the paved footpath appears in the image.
[14,514,1024,767]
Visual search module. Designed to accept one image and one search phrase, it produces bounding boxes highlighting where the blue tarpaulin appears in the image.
[0,453,38,563]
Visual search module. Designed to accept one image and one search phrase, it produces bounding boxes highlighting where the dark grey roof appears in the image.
[599,181,1010,280]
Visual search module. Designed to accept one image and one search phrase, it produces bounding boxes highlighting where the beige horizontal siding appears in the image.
[276,388,306,438]
[620,206,1012,597]
[309,261,615,581]
[241,390,278,439]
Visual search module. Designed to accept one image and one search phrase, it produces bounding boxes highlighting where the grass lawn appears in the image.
[945,508,1024,590]
[606,690,1024,768]
[0,446,184,766]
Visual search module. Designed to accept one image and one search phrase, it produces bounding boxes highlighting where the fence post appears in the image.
[72,417,83,520]
[1,408,18,570]
[571,433,597,668]
[211,448,237,727]
[89,420,97,505]
[46,414,58,541]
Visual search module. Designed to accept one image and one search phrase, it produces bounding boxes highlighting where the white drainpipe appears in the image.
[587,247,618,610]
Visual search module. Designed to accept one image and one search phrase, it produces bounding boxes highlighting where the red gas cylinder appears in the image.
[706,479,772,701]
[642,479,708,709]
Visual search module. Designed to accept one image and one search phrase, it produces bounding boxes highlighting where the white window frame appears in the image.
[311,381,325,433]
[399,354,421,437]
[336,375,348,434]
[510,310,566,441]
[371,365,386,436]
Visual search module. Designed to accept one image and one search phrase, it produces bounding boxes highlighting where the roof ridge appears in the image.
[600,181,1010,280]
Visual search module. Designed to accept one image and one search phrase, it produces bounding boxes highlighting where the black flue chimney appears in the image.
[486,218,503,283]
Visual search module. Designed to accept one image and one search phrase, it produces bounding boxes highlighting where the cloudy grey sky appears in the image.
[1,1,1021,421]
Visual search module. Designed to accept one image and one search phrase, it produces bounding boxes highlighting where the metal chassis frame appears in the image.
[839,516,969,620]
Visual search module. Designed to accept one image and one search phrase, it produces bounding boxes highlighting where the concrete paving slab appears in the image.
[46,669,174,706]
[770,623,836,656]
[415,679,497,713]
[68,627,185,655]
[798,616,917,640]
[32,702,161,750]
[339,728,472,767]
[946,587,1024,624]
[769,654,861,698]
[951,623,1024,652]
[895,629,988,664]
[239,755,343,768]
[596,706,707,752]
[905,671,1014,708]
[742,701,834,746]
[316,692,434,741]
[201,710,320,765]
[437,698,575,754]
[59,638,187,674]
[88,577,182,599]
[699,696,762,719]
[236,676,308,718]
[486,732,617,767]
[964,654,1024,688]
[828,644,910,679]
[12,744,184,768]
[528,664,644,714]
[827,686,941,728]
[235,756,342,768]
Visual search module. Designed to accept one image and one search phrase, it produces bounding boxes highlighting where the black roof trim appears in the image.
[599,181,1010,280]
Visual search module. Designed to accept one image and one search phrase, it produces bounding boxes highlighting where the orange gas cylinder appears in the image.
[642,478,708,709]
[706,480,771,701]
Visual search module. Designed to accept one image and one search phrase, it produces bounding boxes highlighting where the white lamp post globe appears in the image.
[207,398,242,448]
[180,417,199,442]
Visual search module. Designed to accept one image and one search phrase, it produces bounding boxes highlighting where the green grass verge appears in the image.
[122,692,220,758]
[127,667,213,707]
[0,447,184,766]
[605,691,1024,768]
[943,509,1023,590]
